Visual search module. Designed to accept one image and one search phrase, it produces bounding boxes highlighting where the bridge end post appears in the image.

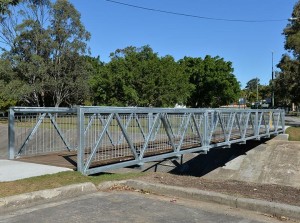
[254,111,259,139]
[282,110,286,134]
[8,108,15,159]
[77,106,85,174]
[203,111,209,148]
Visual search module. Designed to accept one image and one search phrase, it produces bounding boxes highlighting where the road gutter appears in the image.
[121,180,300,221]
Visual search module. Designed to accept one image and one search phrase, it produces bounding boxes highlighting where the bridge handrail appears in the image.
[8,106,285,175]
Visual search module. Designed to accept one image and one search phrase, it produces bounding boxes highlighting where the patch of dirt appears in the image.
[136,172,300,207]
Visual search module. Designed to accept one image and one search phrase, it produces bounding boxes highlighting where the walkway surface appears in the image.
[0,160,72,182]
[285,115,300,126]
[0,124,72,182]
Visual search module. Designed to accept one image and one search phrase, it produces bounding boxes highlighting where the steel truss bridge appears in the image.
[8,107,285,175]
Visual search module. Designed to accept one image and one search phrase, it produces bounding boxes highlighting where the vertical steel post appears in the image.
[148,113,153,132]
[8,108,15,159]
[148,112,153,140]
[282,110,285,133]
[255,111,259,138]
[203,111,209,147]
[77,106,85,174]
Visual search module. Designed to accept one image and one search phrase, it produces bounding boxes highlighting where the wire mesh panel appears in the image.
[9,107,77,158]
[84,113,139,165]
[177,113,204,150]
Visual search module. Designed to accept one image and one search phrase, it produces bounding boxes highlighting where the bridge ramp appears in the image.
[202,135,300,188]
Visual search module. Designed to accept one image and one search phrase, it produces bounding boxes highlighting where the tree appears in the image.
[245,78,259,92]
[90,46,192,107]
[275,0,300,106]
[259,84,271,102]
[0,0,50,51]
[0,58,24,110]
[0,0,91,107]
[244,78,259,104]
[275,55,299,106]
[11,8,51,106]
[88,56,113,106]
[179,55,240,107]
[284,1,300,58]
[47,0,91,106]
[0,0,19,14]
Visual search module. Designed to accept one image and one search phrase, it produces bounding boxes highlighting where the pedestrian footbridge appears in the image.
[8,107,285,175]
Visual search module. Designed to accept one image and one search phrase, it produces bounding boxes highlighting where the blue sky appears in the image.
[71,0,297,88]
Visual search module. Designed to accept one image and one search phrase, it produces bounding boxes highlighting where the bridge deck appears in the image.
[18,151,77,169]
[17,132,261,170]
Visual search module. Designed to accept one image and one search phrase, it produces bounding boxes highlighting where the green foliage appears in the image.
[284,1,300,57]
[89,46,192,107]
[275,55,299,106]
[0,0,91,107]
[276,1,300,106]
[243,78,259,104]
[245,78,259,92]
[0,0,19,14]
[242,78,272,107]
[179,56,240,107]
[89,48,241,108]
[259,85,271,102]
[0,59,23,110]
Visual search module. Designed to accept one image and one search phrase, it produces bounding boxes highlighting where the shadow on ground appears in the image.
[170,138,270,177]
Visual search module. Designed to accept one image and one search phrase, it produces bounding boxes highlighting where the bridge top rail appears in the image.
[10,106,285,114]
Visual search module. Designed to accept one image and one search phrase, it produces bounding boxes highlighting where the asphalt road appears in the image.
[285,115,300,127]
[0,192,292,223]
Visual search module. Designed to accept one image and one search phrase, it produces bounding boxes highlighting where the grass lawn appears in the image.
[0,171,144,198]
[285,127,300,141]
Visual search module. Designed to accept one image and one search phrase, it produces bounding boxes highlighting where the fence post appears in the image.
[8,108,15,159]
[77,106,85,174]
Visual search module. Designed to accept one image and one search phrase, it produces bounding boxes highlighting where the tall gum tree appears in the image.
[0,0,91,107]
[49,0,91,107]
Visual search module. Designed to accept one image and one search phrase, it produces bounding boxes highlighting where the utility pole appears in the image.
[256,77,259,108]
[272,52,275,108]
[256,77,258,101]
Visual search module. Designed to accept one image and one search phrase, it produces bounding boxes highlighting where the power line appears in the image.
[104,0,288,23]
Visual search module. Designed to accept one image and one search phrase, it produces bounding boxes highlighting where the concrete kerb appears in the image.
[97,180,128,190]
[0,182,97,212]
[121,180,300,221]
[272,133,289,141]
[1,179,299,220]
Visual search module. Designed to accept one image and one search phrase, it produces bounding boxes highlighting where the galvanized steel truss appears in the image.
[8,107,285,175]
